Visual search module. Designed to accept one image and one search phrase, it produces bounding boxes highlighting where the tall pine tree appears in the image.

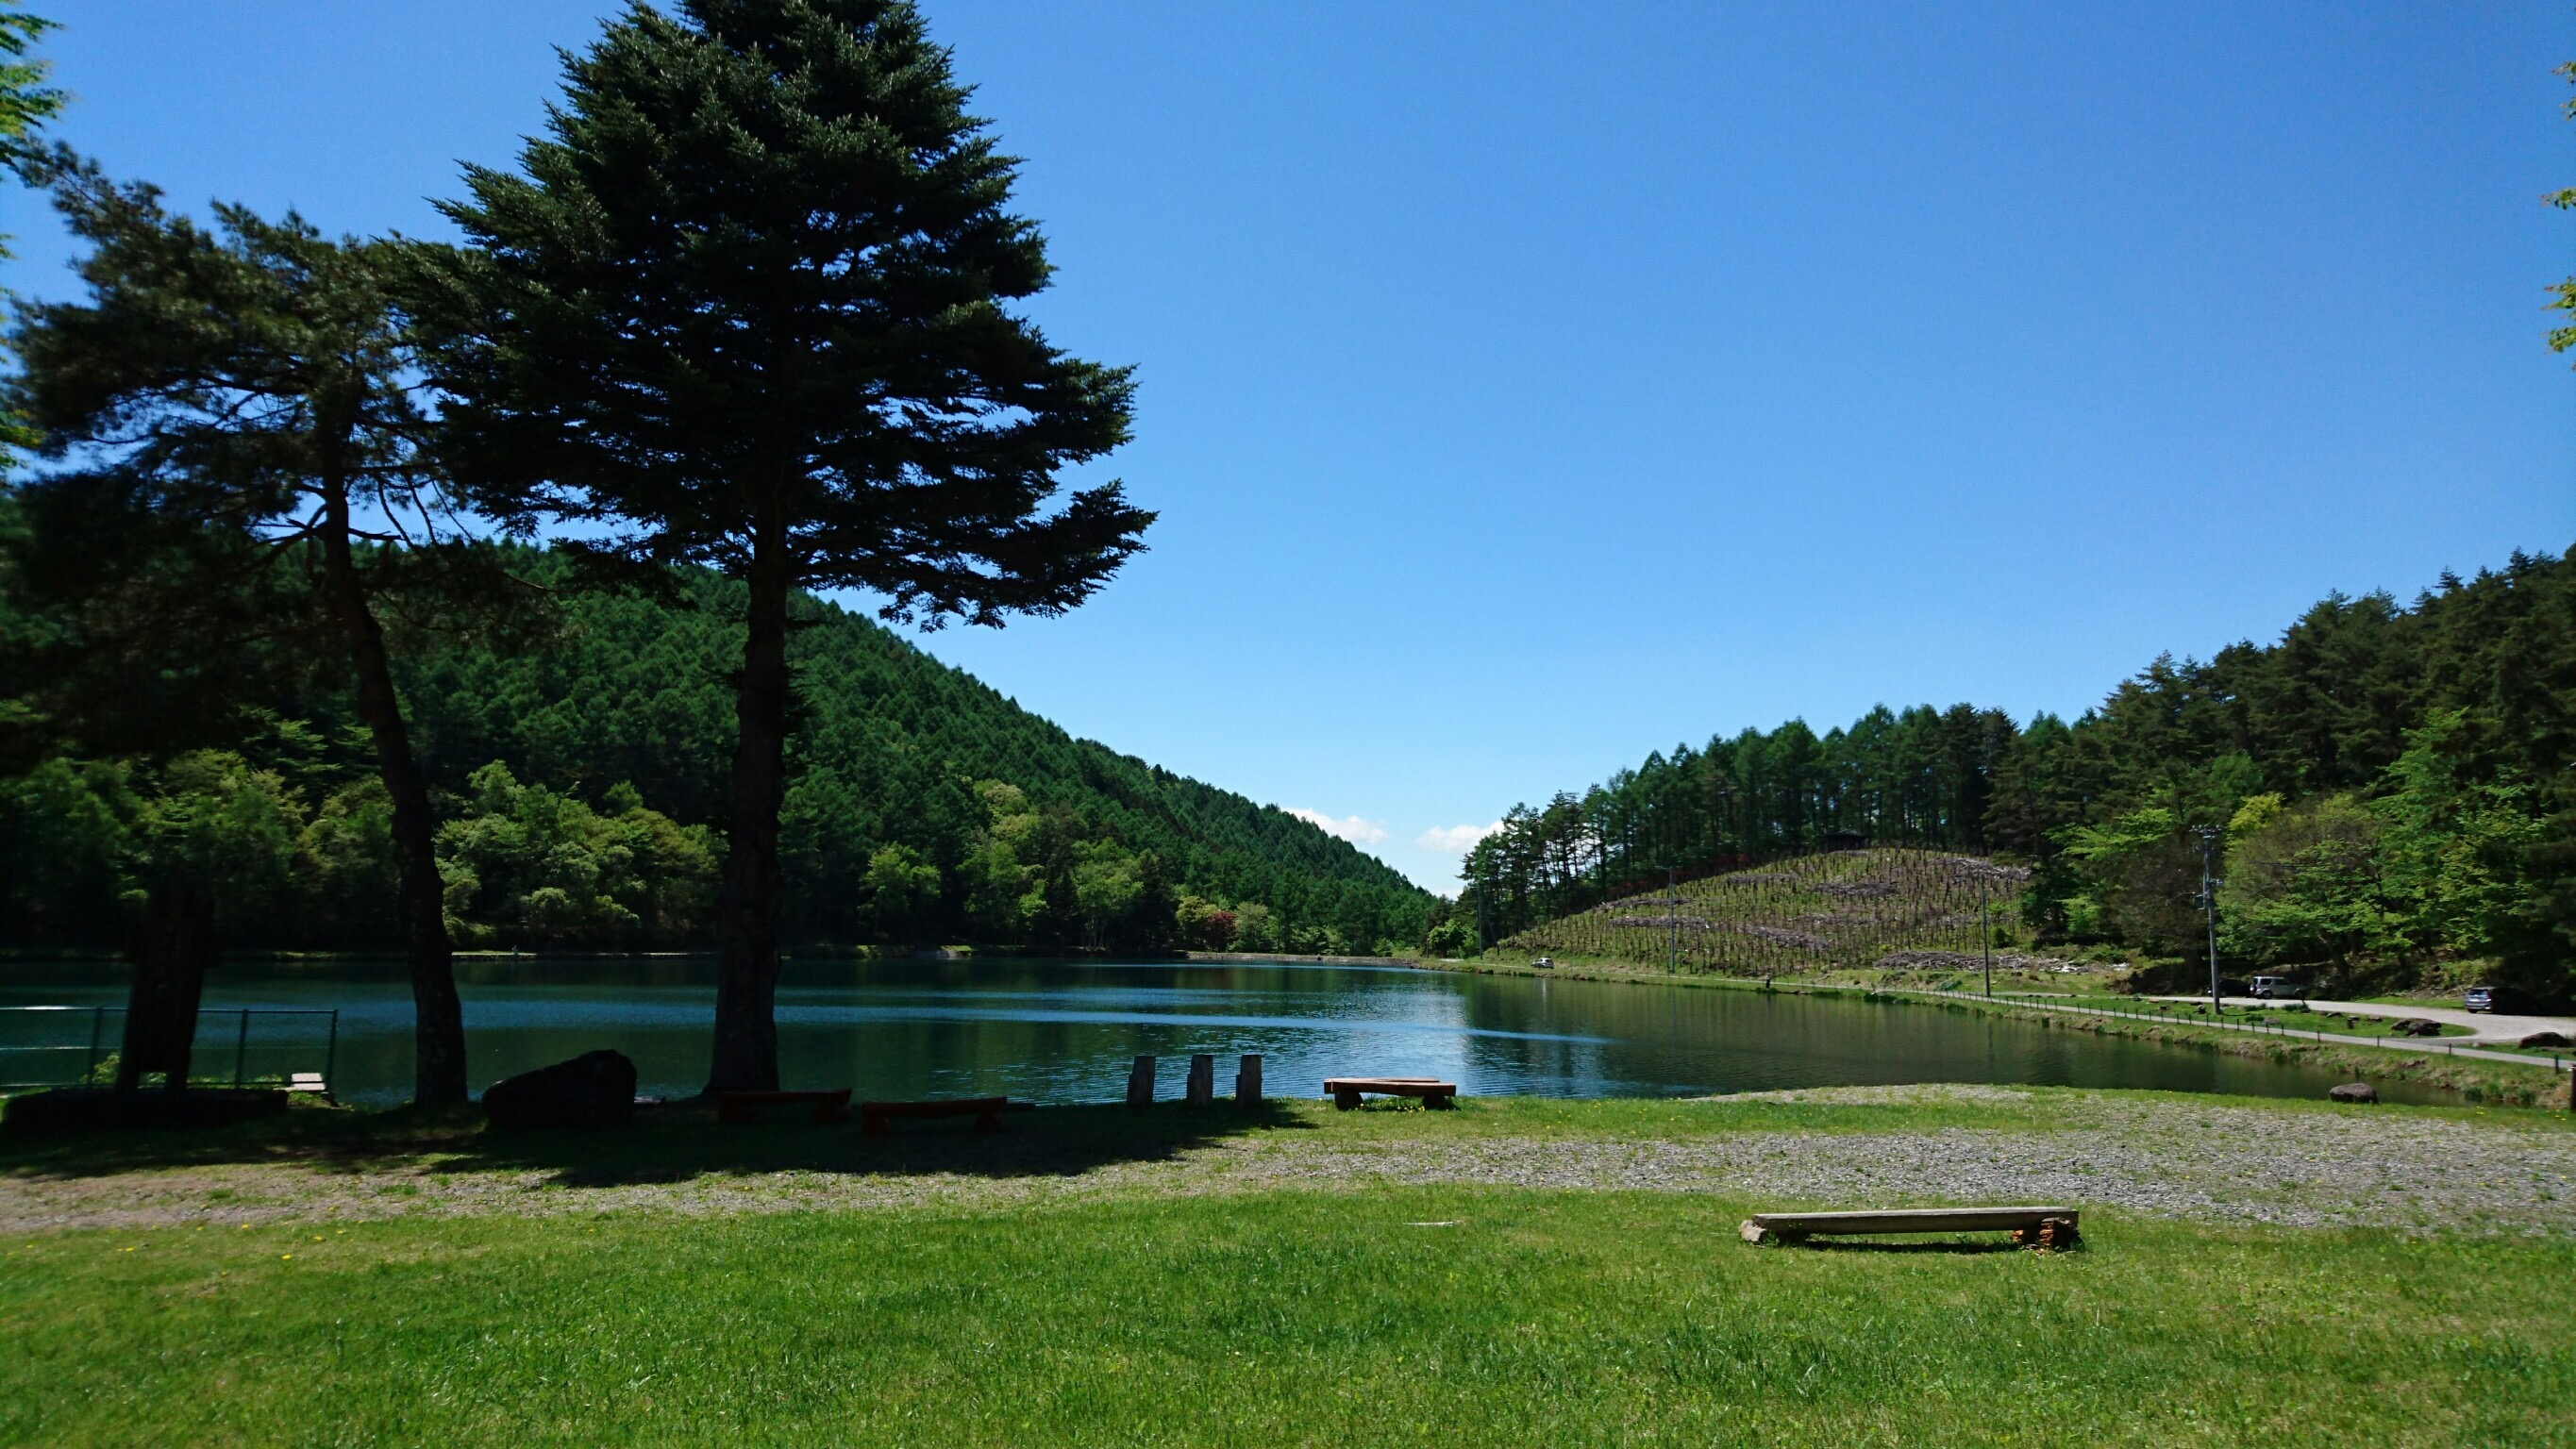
[6,160,480,1104]
[421,0,1148,1091]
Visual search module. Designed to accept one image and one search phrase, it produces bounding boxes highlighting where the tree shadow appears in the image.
[0,1097,1317,1189]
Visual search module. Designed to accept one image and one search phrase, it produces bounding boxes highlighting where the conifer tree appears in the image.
[421,0,1148,1091]
[5,161,479,1104]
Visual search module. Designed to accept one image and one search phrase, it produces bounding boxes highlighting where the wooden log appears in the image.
[1324,1077,1458,1109]
[1185,1054,1214,1107]
[1125,1055,1156,1109]
[717,1088,853,1125]
[860,1096,1010,1137]
[1740,1207,2078,1238]
[1235,1054,1263,1105]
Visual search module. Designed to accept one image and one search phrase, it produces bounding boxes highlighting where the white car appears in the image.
[2249,975,2298,1000]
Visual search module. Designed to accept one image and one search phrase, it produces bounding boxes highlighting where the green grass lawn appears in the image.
[4,1187,2568,1448]
[2,1093,2572,1446]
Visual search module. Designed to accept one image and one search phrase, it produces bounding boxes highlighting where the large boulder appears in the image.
[482,1050,638,1131]
[2328,1082,2378,1104]
[2384,1018,2442,1038]
[2519,1030,2573,1050]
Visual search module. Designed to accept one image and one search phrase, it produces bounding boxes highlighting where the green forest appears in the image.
[1450,547,2576,1005]
[0,547,1432,958]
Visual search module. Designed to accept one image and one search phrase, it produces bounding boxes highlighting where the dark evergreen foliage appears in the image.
[414,0,1152,1090]
[1464,549,2576,1004]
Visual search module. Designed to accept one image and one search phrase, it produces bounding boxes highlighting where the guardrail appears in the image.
[0,1006,338,1095]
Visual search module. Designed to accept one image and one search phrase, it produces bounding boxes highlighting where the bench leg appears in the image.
[2014,1217,2081,1252]
[1333,1090,1363,1109]
[974,1108,1004,1134]
[1425,1092,1455,1110]
[861,1111,888,1138]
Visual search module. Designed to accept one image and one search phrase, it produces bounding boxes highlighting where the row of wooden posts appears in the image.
[1125,1053,1262,1108]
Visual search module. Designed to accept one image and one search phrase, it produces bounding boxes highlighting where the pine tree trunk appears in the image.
[114,880,215,1091]
[708,518,792,1093]
[318,485,469,1107]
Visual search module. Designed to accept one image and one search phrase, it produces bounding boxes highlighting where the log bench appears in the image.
[860,1096,1010,1137]
[1738,1206,2080,1250]
[1324,1076,1458,1109]
[717,1088,852,1125]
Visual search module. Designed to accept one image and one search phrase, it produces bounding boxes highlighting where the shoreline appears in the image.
[1396,952,2574,1108]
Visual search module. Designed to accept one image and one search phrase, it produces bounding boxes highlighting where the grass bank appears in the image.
[4,1091,2572,1447]
[1416,953,2571,1108]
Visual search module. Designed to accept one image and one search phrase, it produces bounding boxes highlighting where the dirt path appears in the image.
[3,1087,2568,1236]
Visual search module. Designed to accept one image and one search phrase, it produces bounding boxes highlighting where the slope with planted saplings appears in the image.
[1504,848,2041,981]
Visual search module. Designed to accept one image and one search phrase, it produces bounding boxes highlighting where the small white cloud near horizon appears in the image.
[1415,821,1503,855]
[1285,807,1390,846]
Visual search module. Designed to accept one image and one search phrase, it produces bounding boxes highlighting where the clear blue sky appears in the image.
[7,3,2571,891]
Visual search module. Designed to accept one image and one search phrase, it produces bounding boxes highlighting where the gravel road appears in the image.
[4,1086,2568,1235]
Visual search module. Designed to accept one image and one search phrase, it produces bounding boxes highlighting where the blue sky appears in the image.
[7,2,2570,891]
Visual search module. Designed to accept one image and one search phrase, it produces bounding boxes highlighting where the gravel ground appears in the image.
[4,1086,2569,1235]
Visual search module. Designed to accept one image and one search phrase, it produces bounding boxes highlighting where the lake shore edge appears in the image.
[1392,952,2574,1108]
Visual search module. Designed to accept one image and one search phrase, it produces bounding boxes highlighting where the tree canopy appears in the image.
[419,0,1152,1091]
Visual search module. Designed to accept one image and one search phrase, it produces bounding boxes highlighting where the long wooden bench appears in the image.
[717,1088,852,1125]
[860,1096,1009,1137]
[1739,1206,2080,1250]
[1324,1076,1458,1110]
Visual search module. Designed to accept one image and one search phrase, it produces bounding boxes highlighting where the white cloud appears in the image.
[1415,821,1503,855]
[1285,807,1390,846]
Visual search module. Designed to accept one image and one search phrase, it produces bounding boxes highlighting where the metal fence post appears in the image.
[84,1005,103,1085]
[324,1009,339,1100]
[234,1007,250,1089]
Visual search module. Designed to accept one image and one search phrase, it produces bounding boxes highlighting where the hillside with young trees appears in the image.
[0,545,1433,958]
[1447,548,2576,1004]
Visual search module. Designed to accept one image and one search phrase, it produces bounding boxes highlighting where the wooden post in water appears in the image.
[1185,1054,1214,1107]
[1125,1055,1156,1108]
[1235,1054,1263,1105]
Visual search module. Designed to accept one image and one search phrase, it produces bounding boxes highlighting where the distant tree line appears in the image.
[1446,550,2576,1005]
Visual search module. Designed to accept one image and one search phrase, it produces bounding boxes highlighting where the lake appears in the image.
[0,956,2449,1107]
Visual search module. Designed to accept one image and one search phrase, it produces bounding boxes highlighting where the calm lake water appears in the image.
[0,956,2451,1107]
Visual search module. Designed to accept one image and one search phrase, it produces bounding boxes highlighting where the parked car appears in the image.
[2249,975,2299,1000]
[2463,987,2494,1013]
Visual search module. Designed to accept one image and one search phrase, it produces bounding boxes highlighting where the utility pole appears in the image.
[2195,824,2222,1018]
[1474,853,1490,956]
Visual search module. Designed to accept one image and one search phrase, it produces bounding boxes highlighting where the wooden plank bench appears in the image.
[1739,1206,2080,1250]
[860,1096,1009,1137]
[717,1088,852,1125]
[1324,1076,1458,1110]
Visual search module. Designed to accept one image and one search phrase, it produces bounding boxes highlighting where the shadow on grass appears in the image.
[0,1097,1314,1188]
[1790,1238,2032,1256]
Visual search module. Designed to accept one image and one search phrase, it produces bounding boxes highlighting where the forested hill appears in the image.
[0,552,1432,956]
[1456,546,2576,1003]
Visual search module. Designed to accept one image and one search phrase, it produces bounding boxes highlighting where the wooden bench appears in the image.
[717,1088,852,1125]
[1324,1076,1458,1109]
[1739,1206,2080,1250]
[860,1096,1009,1137]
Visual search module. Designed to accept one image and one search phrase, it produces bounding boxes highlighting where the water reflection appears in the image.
[0,956,2451,1107]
